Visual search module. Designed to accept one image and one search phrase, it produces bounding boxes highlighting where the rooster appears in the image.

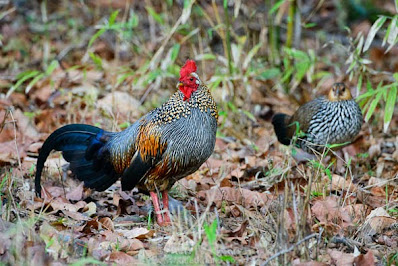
[35,60,218,226]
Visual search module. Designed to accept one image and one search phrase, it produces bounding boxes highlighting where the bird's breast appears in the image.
[304,100,362,151]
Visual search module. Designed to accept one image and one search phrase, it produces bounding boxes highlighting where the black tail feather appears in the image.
[35,124,118,197]
[271,113,292,145]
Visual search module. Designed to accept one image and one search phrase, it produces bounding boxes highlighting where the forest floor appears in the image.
[0,1,397,265]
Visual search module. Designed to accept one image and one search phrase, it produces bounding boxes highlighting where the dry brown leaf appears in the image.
[353,251,375,266]
[117,227,155,239]
[365,216,396,235]
[83,202,97,217]
[197,187,272,209]
[41,157,68,177]
[13,109,40,141]
[311,196,352,230]
[284,208,296,233]
[343,204,370,224]
[369,186,386,197]
[113,193,121,206]
[83,218,100,234]
[127,239,145,251]
[31,84,53,103]
[329,174,357,193]
[222,220,249,238]
[99,217,115,231]
[50,198,86,213]
[98,91,140,116]
[66,182,84,201]
[214,138,228,153]
[357,190,386,208]
[328,249,355,266]
[368,140,381,160]
[45,186,65,198]
[292,259,329,266]
[0,141,25,165]
[164,234,195,253]
[107,251,138,264]
[205,158,224,170]
[220,177,233,187]
[356,207,397,243]
[62,210,90,221]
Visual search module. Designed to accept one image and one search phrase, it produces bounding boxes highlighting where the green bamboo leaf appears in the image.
[382,17,392,47]
[218,255,235,263]
[394,72,398,81]
[346,59,357,74]
[242,110,256,122]
[365,91,382,122]
[363,16,387,52]
[108,10,119,25]
[356,88,376,102]
[170,43,180,62]
[25,73,45,94]
[116,72,132,88]
[88,11,119,48]
[145,6,164,25]
[258,68,281,80]
[196,53,216,60]
[366,79,373,91]
[327,142,350,149]
[269,0,285,15]
[243,42,262,69]
[7,70,40,97]
[357,73,363,96]
[204,219,217,245]
[88,28,106,48]
[45,60,59,75]
[181,0,194,24]
[89,52,103,69]
[386,16,398,53]
[384,85,397,133]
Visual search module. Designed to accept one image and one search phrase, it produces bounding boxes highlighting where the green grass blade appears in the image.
[383,85,397,133]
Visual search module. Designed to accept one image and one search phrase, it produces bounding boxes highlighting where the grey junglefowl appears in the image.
[35,60,218,226]
[272,83,363,154]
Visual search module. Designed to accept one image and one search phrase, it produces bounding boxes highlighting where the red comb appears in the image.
[179,60,197,78]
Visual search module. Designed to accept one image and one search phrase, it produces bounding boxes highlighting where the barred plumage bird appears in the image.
[272,83,363,153]
[35,60,218,226]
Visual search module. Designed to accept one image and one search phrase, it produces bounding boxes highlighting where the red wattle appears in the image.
[180,86,196,101]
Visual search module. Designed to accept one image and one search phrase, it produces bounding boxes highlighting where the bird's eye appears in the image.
[190,77,194,81]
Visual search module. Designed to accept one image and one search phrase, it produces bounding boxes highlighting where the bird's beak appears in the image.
[177,81,183,89]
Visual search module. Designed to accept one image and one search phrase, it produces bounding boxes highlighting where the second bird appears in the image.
[272,83,363,154]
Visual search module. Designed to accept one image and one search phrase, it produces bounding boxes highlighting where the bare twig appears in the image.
[261,228,323,266]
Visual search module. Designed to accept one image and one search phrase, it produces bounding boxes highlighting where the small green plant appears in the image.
[346,2,398,133]
[356,78,397,133]
[281,48,316,92]
[387,207,398,216]
[69,257,105,266]
[387,252,398,266]
[309,160,334,181]
[7,60,59,98]
[204,219,235,264]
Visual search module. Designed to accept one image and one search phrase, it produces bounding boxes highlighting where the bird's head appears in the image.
[328,83,353,101]
[177,60,201,101]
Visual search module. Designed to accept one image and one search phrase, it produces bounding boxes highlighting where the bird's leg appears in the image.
[149,191,165,226]
[162,191,171,224]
